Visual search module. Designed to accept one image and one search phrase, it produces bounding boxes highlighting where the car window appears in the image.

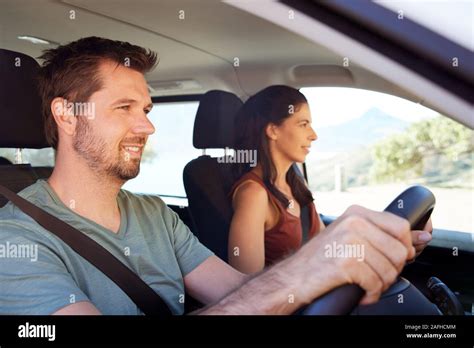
[0,148,55,167]
[122,100,221,199]
[301,87,473,235]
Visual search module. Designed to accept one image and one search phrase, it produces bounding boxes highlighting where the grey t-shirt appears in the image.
[0,180,213,315]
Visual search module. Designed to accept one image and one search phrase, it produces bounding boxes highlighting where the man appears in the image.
[0,37,432,315]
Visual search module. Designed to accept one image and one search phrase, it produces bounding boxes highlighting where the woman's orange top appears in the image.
[230,171,320,266]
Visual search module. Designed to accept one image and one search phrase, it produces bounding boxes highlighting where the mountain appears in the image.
[313,107,409,153]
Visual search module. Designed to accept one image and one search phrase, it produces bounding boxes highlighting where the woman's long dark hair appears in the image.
[234,85,314,208]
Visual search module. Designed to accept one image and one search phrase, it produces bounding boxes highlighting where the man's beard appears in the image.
[72,118,142,181]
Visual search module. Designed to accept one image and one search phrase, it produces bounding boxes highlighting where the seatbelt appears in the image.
[300,204,310,244]
[0,184,171,317]
[292,164,310,244]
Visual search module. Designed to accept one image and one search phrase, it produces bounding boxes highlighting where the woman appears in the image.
[228,85,325,274]
[228,85,434,275]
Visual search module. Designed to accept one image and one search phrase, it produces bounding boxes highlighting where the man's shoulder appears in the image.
[0,180,45,220]
[0,181,66,246]
[0,206,58,248]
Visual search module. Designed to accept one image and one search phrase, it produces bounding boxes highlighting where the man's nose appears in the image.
[132,112,155,135]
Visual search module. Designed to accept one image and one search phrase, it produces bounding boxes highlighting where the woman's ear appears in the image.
[51,97,77,137]
[265,123,278,141]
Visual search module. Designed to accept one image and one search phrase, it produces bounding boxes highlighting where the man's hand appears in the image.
[411,218,433,258]
[200,205,416,314]
[292,205,416,306]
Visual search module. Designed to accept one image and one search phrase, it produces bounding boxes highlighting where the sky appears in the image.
[301,87,439,128]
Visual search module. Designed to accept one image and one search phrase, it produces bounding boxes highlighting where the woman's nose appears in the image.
[310,127,318,141]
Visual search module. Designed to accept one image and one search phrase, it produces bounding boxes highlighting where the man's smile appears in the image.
[121,143,145,158]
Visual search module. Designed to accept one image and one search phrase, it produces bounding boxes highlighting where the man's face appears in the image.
[72,60,155,181]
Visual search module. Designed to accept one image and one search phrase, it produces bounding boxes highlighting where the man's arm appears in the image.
[52,256,246,315]
[52,301,102,315]
[184,255,248,305]
[197,205,415,315]
[52,205,418,315]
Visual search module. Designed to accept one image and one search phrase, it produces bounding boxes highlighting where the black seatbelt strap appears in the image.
[0,184,171,317]
[292,163,310,243]
[300,204,310,244]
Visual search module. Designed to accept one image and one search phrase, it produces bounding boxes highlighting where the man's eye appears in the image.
[118,105,130,111]
[144,109,151,114]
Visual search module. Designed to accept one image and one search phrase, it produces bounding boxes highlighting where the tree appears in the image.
[370,116,474,183]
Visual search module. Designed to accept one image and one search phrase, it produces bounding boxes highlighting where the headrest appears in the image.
[193,90,243,149]
[0,49,49,148]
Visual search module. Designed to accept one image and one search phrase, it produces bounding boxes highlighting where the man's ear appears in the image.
[265,123,278,141]
[51,97,77,136]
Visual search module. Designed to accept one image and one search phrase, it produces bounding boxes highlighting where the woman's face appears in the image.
[268,103,318,163]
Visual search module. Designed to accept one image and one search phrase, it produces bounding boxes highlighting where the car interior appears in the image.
[0,0,473,316]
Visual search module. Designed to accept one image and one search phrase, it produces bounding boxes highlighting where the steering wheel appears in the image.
[302,185,450,315]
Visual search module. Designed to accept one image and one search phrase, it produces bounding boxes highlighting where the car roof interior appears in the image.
[1,0,437,110]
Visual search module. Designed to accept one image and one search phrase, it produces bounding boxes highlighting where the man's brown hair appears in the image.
[37,36,158,149]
